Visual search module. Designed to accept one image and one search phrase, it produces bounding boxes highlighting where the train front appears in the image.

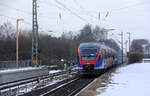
[77,43,103,75]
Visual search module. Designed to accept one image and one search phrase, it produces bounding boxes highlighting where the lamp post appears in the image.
[127,32,131,51]
[118,32,123,64]
[125,40,128,56]
[121,32,124,64]
[16,18,24,68]
[48,30,56,66]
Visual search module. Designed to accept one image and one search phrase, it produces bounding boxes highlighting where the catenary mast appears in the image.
[32,0,39,66]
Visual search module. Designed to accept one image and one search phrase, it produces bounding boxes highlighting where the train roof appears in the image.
[79,42,101,49]
[79,42,117,53]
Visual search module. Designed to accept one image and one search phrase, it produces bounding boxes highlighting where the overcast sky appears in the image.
[0,0,150,40]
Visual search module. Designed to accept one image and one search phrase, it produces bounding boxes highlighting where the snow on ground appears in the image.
[17,74,71,95]
[0,67,63,74]
[0,67,42,73]
[96,63,150,96]
[15,78,65,95]
[49,70,62,74]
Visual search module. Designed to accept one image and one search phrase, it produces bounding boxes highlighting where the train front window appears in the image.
[80,48,98,57]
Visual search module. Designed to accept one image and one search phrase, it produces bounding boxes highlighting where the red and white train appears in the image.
[76,42,118,75]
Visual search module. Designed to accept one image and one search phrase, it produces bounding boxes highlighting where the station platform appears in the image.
[0,67,49,85]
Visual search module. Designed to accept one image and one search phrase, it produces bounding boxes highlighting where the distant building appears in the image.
[131,39,149,53]
[142,44,150,58]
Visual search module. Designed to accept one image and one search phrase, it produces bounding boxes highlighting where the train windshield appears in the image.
[80,48,98,57]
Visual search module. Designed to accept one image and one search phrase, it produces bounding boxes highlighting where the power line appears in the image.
[0,14,16,20]
[0,2,32,15]
[39,0,70,23]
[52,0,150,24]
[0,14,32,26]
[42,0,96,23]
[0,0,93,24]
[63,2,98,20]
[0,2,59,27]
[73,0,83,9]
[70,1,150,15]
[53,0,88,23]
[0,2,33,25]
[0,1,57,23]
[40,0,64,10]
[111,1,150,12]
[42,0,90,22]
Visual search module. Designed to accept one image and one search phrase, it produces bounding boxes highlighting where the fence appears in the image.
[0,60,32,70]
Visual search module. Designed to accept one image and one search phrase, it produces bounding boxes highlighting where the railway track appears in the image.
[20,76,95,96]
[41,78,95,96]
[1,66,120,96]
[0,70,77,96]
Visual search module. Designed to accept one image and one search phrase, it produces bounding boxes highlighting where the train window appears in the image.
[80,48,98,56]
[82,57,96,61]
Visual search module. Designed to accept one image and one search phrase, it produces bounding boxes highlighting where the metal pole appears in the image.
[121,32,123,64]
[127,32,131,51]
[16,19,23,68]
[125,40,128,56]
[32,0,39,66]
[126,41,128,55]
[16,19,19,68]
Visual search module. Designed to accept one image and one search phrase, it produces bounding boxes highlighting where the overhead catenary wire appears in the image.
[0,2,33,26]
[0,4,45,30]
[51,0,150,25]
[1,0,149,31]
[0,14,16,20]
[40,0,92,30]
[0,2,42,29]
[0,0,149,20]
[73,0,84,9]
[0,14,32,29]
[42,0,96,24]
[67,0,150,17]
[53,0,89,23]
[72,0,97,18]
[40,0,64,10]
[64,3,98,20]
[111,1,150,12]
[0,2,32,15]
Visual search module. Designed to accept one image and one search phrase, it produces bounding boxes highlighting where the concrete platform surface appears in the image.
[0,67,49,85]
